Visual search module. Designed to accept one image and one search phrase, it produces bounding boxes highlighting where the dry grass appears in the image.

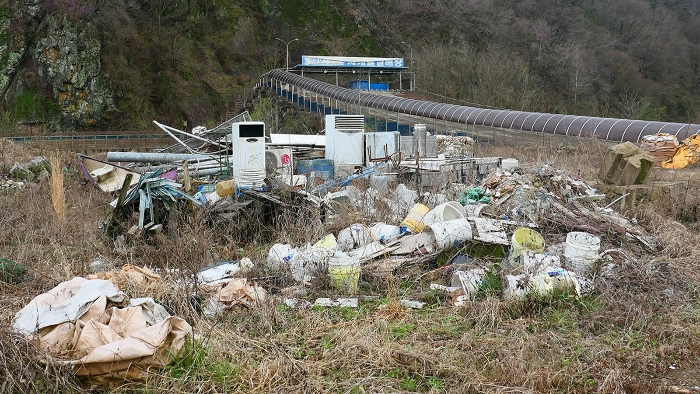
[0,326,83,393]
[2,138,700,393]
[50,153,66,222]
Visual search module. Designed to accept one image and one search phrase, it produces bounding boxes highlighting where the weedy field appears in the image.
[1,137,700,394]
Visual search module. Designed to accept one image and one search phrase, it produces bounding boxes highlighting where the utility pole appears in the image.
[275,37,299,71]
[401,41,413,91]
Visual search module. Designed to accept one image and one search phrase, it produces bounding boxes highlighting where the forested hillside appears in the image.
[0,0,699,131]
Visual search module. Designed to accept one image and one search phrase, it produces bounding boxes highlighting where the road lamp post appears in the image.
[275,37,299,71]
[401,41,413,91]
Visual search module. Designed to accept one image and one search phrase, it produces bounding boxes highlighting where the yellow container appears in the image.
[328,256,361,293]
[507,228,545,267]
[215,180,236,197]
[401,203,430,233]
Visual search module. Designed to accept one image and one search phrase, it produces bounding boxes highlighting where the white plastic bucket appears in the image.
[425,218,472,250]
[328,256,361,293]
[564,232,600,274]
[564,232,600,260]
[369,223,402,243]
[422,201,466,225]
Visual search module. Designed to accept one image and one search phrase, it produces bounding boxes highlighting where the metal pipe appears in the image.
[106,152,214,163]
[153,121,228,150]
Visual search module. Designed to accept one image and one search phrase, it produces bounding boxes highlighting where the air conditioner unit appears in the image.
[265,148,293,183]
[231,121,266,188]
[325,114,365,177]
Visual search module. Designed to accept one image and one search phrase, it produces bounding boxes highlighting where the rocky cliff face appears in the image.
[33,15,114,127]
[0,2,114,129]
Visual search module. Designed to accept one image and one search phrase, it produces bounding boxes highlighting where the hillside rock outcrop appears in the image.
[0,2,114,128]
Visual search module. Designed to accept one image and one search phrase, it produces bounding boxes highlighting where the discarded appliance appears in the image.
[325,115,365,177]
[265,148,293,183]
[232,121,267,188]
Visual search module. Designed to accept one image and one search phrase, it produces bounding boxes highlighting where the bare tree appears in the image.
[558,42,593,104]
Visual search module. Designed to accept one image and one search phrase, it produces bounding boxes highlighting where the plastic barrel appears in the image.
[425,218,473,250]
[401,203,430,233]
[337,224,372,252]
[328,256,361,293]
[507,228,545,268]
[422,201,465,225]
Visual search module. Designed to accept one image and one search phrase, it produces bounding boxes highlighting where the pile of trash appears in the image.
[112,168,202,230]
[261,161,649,304]
[479,165,650,245]
[639,132,700,170]
[435,135,475,157]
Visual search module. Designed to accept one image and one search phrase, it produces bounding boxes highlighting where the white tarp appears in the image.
[12,274,192,379]
[13,277,125,335]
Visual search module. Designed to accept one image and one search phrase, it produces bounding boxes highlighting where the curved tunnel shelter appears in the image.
[260,69,700,143]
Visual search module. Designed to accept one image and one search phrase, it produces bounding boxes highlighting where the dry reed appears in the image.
[50,153,66,222]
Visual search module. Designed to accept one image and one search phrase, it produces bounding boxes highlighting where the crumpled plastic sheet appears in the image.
[12,277,192,379]
[203,278,267,315]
